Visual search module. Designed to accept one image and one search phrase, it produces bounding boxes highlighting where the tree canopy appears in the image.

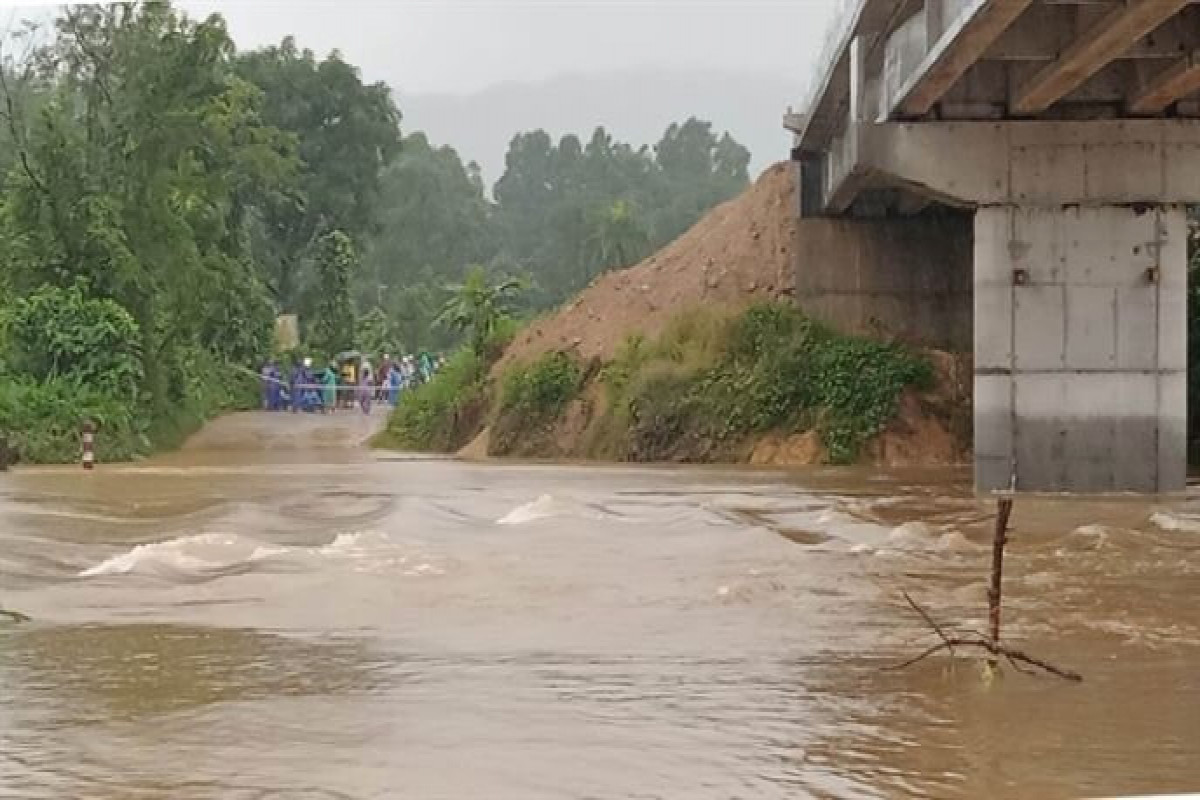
[234,35,401,313]
[0,0,756,462]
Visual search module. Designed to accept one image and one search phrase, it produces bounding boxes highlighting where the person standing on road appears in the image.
[377,354,393,402]
[340,359,357,409]
[287,360,300,412]
[260,360,273,410]
[387,365,401,406]
[358,361,374,414]
[320,361,338,413]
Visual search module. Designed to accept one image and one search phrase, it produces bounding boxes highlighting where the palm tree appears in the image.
[435,266,523,355]
[584,199,650,279]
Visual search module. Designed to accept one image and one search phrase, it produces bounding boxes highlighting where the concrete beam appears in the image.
[892,0,1034,117]
[842,119,1200,207]
[990,4,1200,61]
[783,111,809,134]
[1129,50,1200,113]
[1012,0,1190,114]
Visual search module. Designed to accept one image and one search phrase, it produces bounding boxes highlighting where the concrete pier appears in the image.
[789,0,1200,492]
[973,205,1187,492]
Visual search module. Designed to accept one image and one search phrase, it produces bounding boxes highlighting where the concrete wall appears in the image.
[794,209,973,351]
[974,205,1187,492]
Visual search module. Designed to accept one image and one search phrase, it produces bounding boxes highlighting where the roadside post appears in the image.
[81,420,96,470]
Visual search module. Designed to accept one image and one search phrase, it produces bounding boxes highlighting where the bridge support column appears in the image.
[973,205,1186,493]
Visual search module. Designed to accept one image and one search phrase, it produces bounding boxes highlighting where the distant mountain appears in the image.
[395,68,804,192]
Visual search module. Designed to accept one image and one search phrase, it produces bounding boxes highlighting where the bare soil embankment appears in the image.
[497,163,798,369]
[466,163,971,467]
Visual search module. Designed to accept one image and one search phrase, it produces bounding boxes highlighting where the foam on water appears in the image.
[78,528,436,582]
[496,494,612,526]
[1149,511,1200,533]
[80,532,275,579]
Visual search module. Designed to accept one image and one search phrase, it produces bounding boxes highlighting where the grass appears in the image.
[593,302,932,463]
[490,350,584,455]
[375,347,486,452]
[373,303,933,465]
[376,318,522,453]
[0,349,257,464]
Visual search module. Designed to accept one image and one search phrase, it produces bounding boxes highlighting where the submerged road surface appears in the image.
[0,411,1197,798]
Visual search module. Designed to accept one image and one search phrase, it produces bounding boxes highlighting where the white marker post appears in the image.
[81,420,95,470]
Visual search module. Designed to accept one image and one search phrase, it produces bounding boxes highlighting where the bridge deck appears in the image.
[794,0,1200,155]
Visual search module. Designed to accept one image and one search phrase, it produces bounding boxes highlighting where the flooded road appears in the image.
[1,411,1198,799]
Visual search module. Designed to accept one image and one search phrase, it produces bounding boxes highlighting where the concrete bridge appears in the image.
[788,0,1200,493]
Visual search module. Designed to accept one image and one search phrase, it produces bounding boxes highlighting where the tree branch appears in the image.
[0,39,45,195]
[903,590,955,654]
[891,594,1083,682]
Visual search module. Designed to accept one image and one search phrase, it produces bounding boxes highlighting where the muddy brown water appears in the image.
[0,411,1197,799]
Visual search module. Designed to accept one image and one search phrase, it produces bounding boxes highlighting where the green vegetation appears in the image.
[0,4,286,462]
[595,304,931,464]
[355,308,404,360]
[435,267,524,357]
[307,231,357,357]
[0,1,753,465]
[491,352,585,455]
[233,35,401,314]
[376,347,487,453]
[363,119,751,340]
[388,302,931,466]
[377,317,520,453]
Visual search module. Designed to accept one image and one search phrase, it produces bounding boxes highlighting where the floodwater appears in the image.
[1,411,1197,799]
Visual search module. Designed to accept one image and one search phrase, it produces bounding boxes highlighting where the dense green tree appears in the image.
[649,117,751,243]
[4,283,142,397]
[307,230,356,357]
[0,1,294,416]
[235,36,401,311]
[489,119,748,303]
[360,133,494,307]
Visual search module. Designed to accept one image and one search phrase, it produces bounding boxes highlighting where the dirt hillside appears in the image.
[496,162,797,370]
[471,160,971,468]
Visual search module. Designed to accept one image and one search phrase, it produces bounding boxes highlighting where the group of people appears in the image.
[259,352,443,415]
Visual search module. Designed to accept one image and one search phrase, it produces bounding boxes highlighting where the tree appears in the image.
[307,230,356,357]
[4,282,142,397]
[0,2,295,415]
[360,133,495,309]
[235,36,401,310]
[356,306,403,357]
[434,266,522,355]
[584,199,650,277]
[650,117,750,244]
[490,120,748,304]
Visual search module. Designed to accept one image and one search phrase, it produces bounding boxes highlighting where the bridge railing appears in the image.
[795,0,864,136]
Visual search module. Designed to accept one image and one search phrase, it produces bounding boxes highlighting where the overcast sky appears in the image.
[0,0,837,96]
[175,0,838,95]
[0,1,841,180]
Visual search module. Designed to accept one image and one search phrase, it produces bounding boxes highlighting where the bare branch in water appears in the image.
[890,497,1082,683]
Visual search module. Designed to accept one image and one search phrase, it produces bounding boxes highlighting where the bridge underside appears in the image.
[790,0,1200,493]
